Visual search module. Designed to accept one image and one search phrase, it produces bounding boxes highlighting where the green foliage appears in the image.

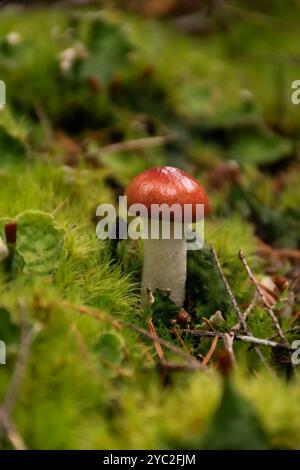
[0,211,65,275]
[0,2,299,451]
[0,107,29,164]
[94,332,125,366]
[229,128,292,166]
[202,380,268,450]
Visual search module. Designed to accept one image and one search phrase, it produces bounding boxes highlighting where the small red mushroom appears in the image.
[125,166,209,306]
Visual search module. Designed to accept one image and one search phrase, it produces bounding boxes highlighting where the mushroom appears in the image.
[125,166,209,306]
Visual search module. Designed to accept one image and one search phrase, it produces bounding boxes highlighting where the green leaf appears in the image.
[229,128,292,166]
[0,107,29,165]
[0,211,65,275]
[81,16,131,86]
[202,381,268,450]
[94,332,124,365]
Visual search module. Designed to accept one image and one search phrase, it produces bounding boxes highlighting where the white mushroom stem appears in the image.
[141,222,187,307]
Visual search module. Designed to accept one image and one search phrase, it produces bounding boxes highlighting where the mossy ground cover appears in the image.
[0,2,300,450]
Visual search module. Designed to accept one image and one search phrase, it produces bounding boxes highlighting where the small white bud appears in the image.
[6,31,22,46]
[60,59,72,73]
[60,47,76,62]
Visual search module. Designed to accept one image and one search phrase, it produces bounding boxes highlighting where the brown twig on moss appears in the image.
[184,329,297,351]
[201,334,219,368]
[210,245,271,370]
[171,325,191,354]
[223,332,236,367]
[148,318,165,362]
[97,134,177,157]
[210,245,248,332]
[231,292,258,334]
[239,250,287,343]
[0,302,31,450]
[58,300,201,369]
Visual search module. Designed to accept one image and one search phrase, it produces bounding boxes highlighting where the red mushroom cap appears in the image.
[125,166,209,222]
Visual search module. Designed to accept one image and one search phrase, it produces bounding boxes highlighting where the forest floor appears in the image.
[0,2,300,449]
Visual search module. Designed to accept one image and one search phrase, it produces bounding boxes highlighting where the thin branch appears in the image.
[223,332,236,366]
[210,245,248,331]
[159,361,201,372]
[59,300,201,368]
[256,237,300,261]
[201,335,219,368]
[210,245,270,369]
[239,250,287,343]
[97,134,177,156]
[0,301,31,450]
[231,292,259,334]
[148,318,165,362]
[2,302,31,416]
[184,329,297,351]
[171,326,191,354]
[0,412,27,451]
[268,325,300,341]
[69,322,100,379]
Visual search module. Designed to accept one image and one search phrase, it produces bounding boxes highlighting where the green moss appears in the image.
[0,3,299,451]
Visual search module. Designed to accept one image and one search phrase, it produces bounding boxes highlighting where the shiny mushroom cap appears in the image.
[125,166,209,222]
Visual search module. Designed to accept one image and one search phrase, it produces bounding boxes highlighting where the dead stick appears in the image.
[184,329,297,351]
[223,332,236,366]
[0,301,31,450]
[210,245,248,331]
[148,318,165,362]
[0,412,27,450]
[98,134,177,156]
[231,292,258,334]
[2,302,31,415]
[201,335,219,368]
[239,250,287,343]
[210,245,270,369]
[60,301,200,368]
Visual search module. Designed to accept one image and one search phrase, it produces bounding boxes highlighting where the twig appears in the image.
[223,332,236,367]
[0,412,27,451]
[2,302,31,415]
[268,325,300,341]
[210,245,248,332]
[59,300,201,368]
[236,334,295,351]
[0,302,31,450]
[239,250,287,343]
[97,134,177,156]
[159,361,201,372]
[201,335,219,368]
[231,292,258,334]
[34,101,52,145]
[148,318,165,362]
[69,322,99,379]
[171,326,191,354]
[184,330,297,351]
[256,237,300,261]
[210,245,270,369]
[202,316,217,332]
